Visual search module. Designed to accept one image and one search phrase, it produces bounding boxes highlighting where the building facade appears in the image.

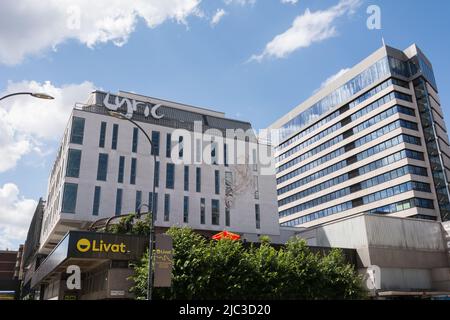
[269,44,450,228]
[39,90,280,254]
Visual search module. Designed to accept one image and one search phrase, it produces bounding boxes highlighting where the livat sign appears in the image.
[103,93,164,120]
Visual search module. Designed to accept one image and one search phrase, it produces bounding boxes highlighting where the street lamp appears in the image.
[0,92,54,101]
[108,110,157,301]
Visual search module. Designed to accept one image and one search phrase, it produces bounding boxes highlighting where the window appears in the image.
[99,122,107,148]
[62,183,78,213]
[166,133,172,158]
[254,176,259,199]
[118,156,125,183]
[154,161,160,187]
[115,189,123,216]
[164,194,170,221]
[178,136,184,158]
[151,131,160,156]
[212,199,220,225]
[215,170,220,195]
[183,196,189,223]
[130,158,137,185]
[132,127,139,153]
[96,153,108,181]
[200,198,206,224]
[70,117,85,144]
[224,143,228,167]
[225,208,230,227]
[166,163,175,189]
[184,166,189,191]
[255,204,261,229]
[66,149,81,178]
[252,149,258,171]
[211,140,218,165]
[92,186,101,216]
[196,167,201,192]
[149,192,158,220]
[112,124,119,150]
[225,172,233,197]
[135,190,142,212]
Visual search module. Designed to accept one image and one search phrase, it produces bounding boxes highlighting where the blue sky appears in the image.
[1,0,450,249]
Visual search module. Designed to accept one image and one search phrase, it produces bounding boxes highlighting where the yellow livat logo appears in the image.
[76,238,127,253]
[76,238,91,252]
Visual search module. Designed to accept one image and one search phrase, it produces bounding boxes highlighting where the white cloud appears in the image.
[0,183,37,250]
[317,67,350,91]
[281,0,298,4]
[249,0,361,62]
[211,9,227,26]
[0,0,202,65]
[0,80,96,172]
[224,0,256,5]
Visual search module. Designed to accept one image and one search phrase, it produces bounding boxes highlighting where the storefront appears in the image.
[30,231,147,300]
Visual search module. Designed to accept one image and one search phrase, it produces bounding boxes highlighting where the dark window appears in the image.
[179,136,184,158]
[224,143,228,166]
[62,183,78,213]
[164,194,170,221]
[135,190,142,212]
[149,192,158,220]
[132,127,138,153]
[166,163,175,189]
[200,198,206,224]
[166,133,172,158]
[183,196,189,223]
[154,161,160,187]
[99,122,107,148]
[118,156,125,183]
[92,186,101,216]
[184,166,189,191]
[255,204,261,229]
[66,149,81,178]
[212,199,220,225]
[215,170,220,195]
[130,158,137,185]
[211,141,217,165]
[196,167,201,192]
[112,124,119,150]
[70,117,85,144]
[96,153,108,181]
[225,208,230,227]
[151,131,160,156]
[115,189,123,216]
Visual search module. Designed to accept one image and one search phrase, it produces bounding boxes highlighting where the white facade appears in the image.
[40,90,280,253]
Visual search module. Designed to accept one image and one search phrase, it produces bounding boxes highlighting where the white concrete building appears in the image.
[39,90,280,253]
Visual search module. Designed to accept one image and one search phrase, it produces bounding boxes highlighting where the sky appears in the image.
[1,0,450,250]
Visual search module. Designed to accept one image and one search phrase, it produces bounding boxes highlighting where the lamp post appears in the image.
[0,92,54,101]
[108,110,157,301]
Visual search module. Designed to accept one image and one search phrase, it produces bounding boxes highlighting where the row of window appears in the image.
[368,197,434,215]
[278,104,415,170]
[280,181,432,227]
[277,77,410,152]
[278,148,424,204]
[279,164,428,217]
[61,182,261,229]
[277,89,413,161]
[277,117,419,174]
[279,57,392,141]
[277,133,421,187]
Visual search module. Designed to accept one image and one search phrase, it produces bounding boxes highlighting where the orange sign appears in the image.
[212,230,241,241]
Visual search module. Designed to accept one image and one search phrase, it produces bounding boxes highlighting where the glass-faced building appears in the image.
[39,90,280,254]
[269,44,450,228]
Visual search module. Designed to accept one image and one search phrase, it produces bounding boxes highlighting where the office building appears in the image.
[39,90,280,255]
[269,44,450,228]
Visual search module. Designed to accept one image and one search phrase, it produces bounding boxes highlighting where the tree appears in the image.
[128,227,367,300]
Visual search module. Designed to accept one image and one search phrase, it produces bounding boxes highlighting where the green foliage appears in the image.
[108,213,151,236]
[129,227,366,300]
